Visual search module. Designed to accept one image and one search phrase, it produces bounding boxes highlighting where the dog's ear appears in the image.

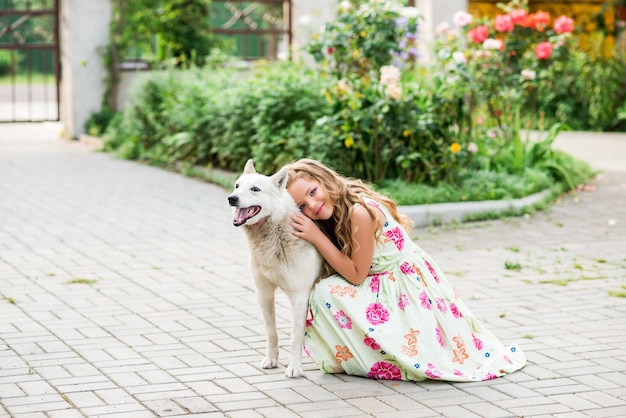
[243,159,256,174]
[272,165,289,190]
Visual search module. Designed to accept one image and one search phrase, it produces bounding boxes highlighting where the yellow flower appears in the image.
[403,130,411,137]
[360,31,366,37]
[344,135,354,148]
[352,49,359,59]
[450,142,461,153]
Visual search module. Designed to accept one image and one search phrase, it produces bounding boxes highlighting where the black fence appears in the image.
[0,0,59,122]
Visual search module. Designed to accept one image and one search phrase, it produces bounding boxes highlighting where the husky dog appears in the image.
[228,159,323,378]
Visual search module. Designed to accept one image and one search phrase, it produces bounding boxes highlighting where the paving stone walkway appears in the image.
[0,123,625,417]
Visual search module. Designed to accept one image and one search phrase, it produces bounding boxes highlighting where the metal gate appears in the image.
[210,0,291,60]
[0,0,59,122]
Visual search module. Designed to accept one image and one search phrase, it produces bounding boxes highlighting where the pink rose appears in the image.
[452,11,473,28]
[424,260,440,283]
[370,275,380,293]
[472,333,484,350]
[368,361,403,380]
[364,336,381,350]
[436,298,448,313]
[420,291,432,310]
[385,227,404,251]
[510,9,528,26]
[495,14,514,32]
[553,15,574,34]
[334,310,352,329]
[535,41,553,60]
[469,25,489,44]
[365,302,390,325]
[426,363,443,379]
[400,261,415,275]
[398,293,409,310]
[450,303,463,318]
[435,326,444,347]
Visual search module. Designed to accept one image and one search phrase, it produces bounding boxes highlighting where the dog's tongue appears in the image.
[233,206,261,226]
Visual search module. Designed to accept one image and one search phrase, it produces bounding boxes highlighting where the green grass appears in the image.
[2,296,16,304]
[539,276,606,286]
[608,285,626,298]
[504,261,522,272]
[66,278,98,285]
[378,169,554,206]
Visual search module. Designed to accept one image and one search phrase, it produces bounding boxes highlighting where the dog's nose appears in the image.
[228,195,238,206]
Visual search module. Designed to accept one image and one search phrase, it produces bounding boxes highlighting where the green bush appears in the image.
[0,51,13,77]
[102,0,600,206]
[104,62,330,173]
[379,167,552,205]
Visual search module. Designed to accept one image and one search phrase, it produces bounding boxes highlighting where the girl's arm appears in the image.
[290,205,377,285]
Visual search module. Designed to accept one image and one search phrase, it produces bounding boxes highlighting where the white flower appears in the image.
[482,38,503,50]
[400,7,419,19]
[298,15,312,26]
[380,65,401,86]
[452,51,467,64]
[467,142,478,154]
[436,21,451,36]
[339,1,352,12]
[385,84,402,100]
[452,11,472,27]
[521,69,536,80]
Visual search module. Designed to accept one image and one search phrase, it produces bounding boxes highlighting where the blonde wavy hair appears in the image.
[287,159,413,275]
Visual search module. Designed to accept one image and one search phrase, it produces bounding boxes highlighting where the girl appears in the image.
[287,158,526,381]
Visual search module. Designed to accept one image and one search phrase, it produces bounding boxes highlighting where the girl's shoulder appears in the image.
[361,196,384,211]
[359,196,390,220]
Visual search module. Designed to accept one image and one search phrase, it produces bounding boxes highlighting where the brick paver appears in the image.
[0,123,625,417]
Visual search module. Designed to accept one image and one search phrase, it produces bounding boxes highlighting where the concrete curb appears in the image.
[400,189,553,227]
[85,135,554,227]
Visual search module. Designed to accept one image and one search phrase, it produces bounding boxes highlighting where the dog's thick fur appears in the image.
[228,159,322,378]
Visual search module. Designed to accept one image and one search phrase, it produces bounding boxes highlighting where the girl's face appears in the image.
[287,178,334,220]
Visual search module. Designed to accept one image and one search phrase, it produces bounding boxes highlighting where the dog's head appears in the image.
[227,159,290,227]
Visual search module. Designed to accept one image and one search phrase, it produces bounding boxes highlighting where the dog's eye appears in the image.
[251,187,261,192]
[234,183,239,189]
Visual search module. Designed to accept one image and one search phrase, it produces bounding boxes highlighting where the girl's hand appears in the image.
[290,212,321,244]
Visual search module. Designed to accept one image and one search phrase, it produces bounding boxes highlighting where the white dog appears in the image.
[228,159,322,378]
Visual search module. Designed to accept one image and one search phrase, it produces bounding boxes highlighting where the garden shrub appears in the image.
[103,0,601,206]
[104,62,330,174]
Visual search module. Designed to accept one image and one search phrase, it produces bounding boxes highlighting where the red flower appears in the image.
[495,14,514,32]
[528,11,550,32]
[384,226,404,250]
[469,25,489,44]
[367,361,403,380]
[365,302,390,325]
[510,9,528,27]
[553,15,574,34]
[326,46,336,54]
[535,41,553,60]
[364,336,381,350]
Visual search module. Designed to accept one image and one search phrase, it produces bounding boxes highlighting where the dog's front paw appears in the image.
[285,364,304,378]
[261,356,278,369]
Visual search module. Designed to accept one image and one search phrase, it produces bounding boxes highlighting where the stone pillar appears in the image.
[417,0,468,62]
[59,0,111,139]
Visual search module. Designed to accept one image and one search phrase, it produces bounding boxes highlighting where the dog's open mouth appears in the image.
[232,206,261,226]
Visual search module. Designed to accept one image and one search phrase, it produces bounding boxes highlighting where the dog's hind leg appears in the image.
[256,281,279,370]
[284,290,311,378]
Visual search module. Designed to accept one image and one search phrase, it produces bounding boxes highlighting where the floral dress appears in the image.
[303,198,526,381]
